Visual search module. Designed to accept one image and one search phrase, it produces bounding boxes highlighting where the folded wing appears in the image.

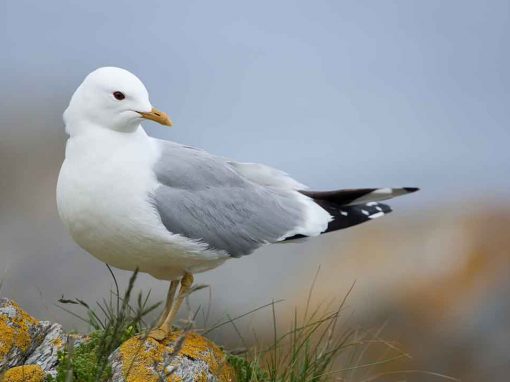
[150,139,418,254]
[150,140,329,257]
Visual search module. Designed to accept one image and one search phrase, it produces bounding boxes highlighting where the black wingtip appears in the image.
[403,187,420,193]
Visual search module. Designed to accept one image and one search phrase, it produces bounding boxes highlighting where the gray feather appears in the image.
[151,140,306,257]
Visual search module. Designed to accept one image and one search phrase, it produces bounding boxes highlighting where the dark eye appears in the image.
[113,91,125,100]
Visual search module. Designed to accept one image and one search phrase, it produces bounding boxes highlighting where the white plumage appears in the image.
[57,67,332,281]
[57,67,418,339]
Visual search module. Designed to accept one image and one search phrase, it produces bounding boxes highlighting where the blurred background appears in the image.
[1,1,509,380]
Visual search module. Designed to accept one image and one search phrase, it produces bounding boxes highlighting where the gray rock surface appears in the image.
[0,298,66,376]
[25,322,66,377]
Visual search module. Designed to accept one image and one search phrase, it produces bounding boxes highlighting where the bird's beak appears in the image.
[138,107,173,127]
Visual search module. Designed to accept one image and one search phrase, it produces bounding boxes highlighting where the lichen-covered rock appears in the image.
[0,298,50,370]
[0,298,67,377]
[25,322,66,377]
[109,331,235,382]
[0,299,236,382]
[1,364,46,382]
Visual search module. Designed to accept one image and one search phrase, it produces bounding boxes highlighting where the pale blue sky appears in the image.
[1,0,509,206]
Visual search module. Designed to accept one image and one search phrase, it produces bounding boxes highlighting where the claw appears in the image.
[148,327,168,341]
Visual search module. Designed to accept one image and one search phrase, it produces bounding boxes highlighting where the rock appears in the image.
[1,364,46,382]
[109,331,235,382]
[0,298,50,370]
[0,298,236,381]
[0,298,67,377]
[25,322,66,377]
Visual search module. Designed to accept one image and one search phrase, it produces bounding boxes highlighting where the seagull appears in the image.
[56,67,418,340]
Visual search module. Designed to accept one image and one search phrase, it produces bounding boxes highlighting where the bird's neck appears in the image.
[64,124,154,162]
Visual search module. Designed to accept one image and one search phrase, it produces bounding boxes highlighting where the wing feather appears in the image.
[150,139,313,257]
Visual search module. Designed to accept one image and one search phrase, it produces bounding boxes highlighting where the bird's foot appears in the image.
[147,327,169,341]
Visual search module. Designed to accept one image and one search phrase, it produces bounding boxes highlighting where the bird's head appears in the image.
[64,67,172,134]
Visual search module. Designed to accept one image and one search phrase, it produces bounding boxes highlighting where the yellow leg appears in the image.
[154,280,179,328]
[148,273,194,341]
[161,272,194,329]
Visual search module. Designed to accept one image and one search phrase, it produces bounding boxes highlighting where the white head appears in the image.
[64,67,172,134]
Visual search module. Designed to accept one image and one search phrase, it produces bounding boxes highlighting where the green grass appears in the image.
[51,267,457,382]
[205,280,411,382]
[50,268,160,382]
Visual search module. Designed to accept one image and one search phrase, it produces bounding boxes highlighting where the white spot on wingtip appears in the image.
[366,202,378,206]
[373,188,392,194]
[340,211,348,216]
[361,209,370,216]
[369,211,385,219]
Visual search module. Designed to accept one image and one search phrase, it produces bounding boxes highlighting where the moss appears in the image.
[2,365,45,382]
[227,354,267,382]
[118,331,235,382]
[48,322,140,382]
[52,331,112,382]
[0,300,38,362]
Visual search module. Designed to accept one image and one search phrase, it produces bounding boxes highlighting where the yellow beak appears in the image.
[138,107,173,127]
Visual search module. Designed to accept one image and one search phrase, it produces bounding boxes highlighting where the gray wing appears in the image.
[151,139,307,257]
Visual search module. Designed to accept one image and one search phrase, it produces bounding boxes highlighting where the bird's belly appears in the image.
[57,159,227,280]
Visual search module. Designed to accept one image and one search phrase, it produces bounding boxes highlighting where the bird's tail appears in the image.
[286,187,418,240]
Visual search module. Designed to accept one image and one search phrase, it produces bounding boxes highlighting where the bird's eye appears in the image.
[113,91,125,100]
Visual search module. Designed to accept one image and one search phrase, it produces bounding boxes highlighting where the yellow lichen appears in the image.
[119,336,165,382]
[164,331,235,381]
[118,331,235,382]
[1,365,45,382]
[0,300,38,362]
[51,337,63,349]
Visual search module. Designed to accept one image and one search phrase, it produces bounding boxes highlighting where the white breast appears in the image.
[56,126,227,280]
